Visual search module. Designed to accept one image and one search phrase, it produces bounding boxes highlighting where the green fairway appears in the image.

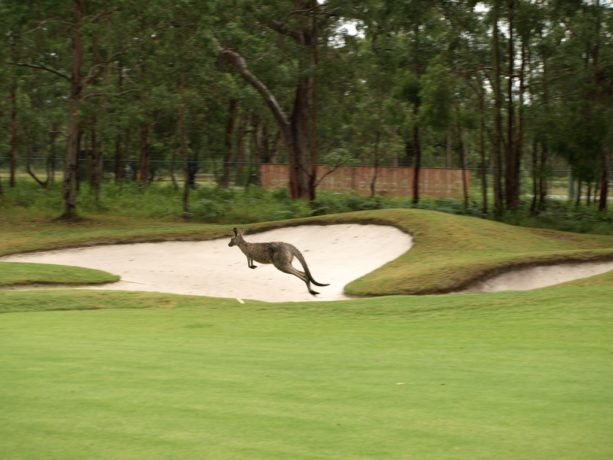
[1,209,612,459]
[1,287,612,459]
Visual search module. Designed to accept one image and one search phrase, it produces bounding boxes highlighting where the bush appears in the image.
[2,179,611,234]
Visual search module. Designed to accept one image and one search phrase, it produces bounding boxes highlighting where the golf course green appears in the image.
[1,209,612,459]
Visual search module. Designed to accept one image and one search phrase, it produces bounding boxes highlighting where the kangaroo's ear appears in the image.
[233,227,238,236]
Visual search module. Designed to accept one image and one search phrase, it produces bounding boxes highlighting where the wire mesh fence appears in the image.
[1,155,611,201]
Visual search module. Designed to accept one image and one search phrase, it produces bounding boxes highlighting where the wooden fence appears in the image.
[260,164,470,199]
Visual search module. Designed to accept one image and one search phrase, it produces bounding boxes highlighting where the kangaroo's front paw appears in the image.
[249,265,257,269]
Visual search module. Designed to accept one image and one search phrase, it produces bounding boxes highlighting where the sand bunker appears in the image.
[462,260,613,293]
[3,223,612,300]
[1,224,412,302]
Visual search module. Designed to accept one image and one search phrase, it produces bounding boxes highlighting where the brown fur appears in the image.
[229,228,329,295]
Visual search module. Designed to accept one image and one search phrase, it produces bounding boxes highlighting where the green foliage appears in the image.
[419,62,453,130]
[2,181,611,234]
[310,192,384,215]
[189,186,310,223]
[2,0,611,218]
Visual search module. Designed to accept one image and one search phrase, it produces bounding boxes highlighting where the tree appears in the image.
[217,0,327,200]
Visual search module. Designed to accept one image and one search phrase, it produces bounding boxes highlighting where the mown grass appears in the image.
[1,193,612,459]
[0,262,118,287]
[1,287,612,459]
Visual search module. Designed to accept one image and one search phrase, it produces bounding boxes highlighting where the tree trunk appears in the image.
[479,86,488,214]
[10,83,18,187]
[170,104,185,190]
[445,130,452,168]
[538,141,548,210]
[48,128,58,184]
[218,1,318,200]
[412,122,421,205]
[592,0,608,212]
[113,67,125,184]
[90,124,102,203]
[513,37,527,210]
[138,123,150,185]
[308,3,319,199]
[289,76,315,200]
[234,111,249,186]
[504,0,518,210]
[253,120,271,164]
[370,129,381,197]
[114,134,124,183]
[221,99,237,187]
[537,32,549,212]
[530,140,539,214]
[182,152,190,217]
[27,149,49,188]
[61,0,84,219]
[492,0,504,215]
[598,146,609,211]
[457,120,469,209]
[586,181,592,206]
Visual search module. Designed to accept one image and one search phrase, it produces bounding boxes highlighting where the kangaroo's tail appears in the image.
[292,247,329,287]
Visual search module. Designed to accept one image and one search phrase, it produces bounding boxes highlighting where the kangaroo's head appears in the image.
[228,228,244,247]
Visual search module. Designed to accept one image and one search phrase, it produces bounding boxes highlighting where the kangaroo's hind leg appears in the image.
[272,254,319,295]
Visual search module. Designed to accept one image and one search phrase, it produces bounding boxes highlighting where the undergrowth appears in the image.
[1,181,611,234]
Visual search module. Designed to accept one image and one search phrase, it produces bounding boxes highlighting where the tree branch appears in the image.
[83,88,139,100]
[267,19,303,42]
[83,62,106,85]
[314,159,349,187]
[7,61,70,81]
[217,45,291,143]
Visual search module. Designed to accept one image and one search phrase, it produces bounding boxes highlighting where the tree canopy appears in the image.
[1,0,611,215]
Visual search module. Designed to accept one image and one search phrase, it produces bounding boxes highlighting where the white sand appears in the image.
[461,260,613,293]
[1,224,412,302]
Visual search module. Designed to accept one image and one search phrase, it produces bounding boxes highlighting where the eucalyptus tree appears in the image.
[437,0,493,212]
[539,0,611,211]
[215,0,337,200]
[168,0,219,215]
[4,0,128,218]
[359,0,447,203]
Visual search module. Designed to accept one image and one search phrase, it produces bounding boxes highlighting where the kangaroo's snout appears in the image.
[228,228,240,247]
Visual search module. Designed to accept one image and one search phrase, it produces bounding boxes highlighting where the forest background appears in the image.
[0,0,611,223]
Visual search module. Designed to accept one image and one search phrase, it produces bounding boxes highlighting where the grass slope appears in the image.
[0,262,119,287]
[1,288,612,459]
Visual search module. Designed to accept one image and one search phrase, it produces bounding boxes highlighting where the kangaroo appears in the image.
[228,228,329,295]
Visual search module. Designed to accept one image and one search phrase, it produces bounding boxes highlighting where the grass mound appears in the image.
[0,262,119,288]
